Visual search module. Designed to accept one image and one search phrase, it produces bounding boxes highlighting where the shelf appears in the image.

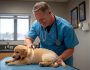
[0,45,16,52]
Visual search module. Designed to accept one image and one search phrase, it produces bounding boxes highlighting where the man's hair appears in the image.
[32,1,51,13]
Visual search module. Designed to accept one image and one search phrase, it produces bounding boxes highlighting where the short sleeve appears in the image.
[63,26,79,48]
[25,21,38,41]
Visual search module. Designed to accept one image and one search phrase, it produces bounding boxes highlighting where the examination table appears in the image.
[0,57,79,70]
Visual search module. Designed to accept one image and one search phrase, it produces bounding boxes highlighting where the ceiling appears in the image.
[5,0,69,2]
[22,0,69,2]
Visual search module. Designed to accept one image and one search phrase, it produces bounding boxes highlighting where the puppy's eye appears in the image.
[16,52,19,53]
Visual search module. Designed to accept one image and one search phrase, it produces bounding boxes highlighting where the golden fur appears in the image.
[5,45,66,67]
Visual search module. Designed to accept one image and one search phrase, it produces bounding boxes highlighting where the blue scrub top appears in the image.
[27,16,79,66]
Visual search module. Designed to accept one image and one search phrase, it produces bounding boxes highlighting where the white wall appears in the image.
[88,0,90,66]
[0,1,67,21]
[0,1,34,14]
[67,0,90,70]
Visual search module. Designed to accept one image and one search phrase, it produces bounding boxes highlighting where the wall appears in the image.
[67,0,90,70]
[89,0,90,66]
[0,1,67,21]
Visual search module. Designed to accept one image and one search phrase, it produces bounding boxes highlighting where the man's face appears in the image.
[34,10,50,28]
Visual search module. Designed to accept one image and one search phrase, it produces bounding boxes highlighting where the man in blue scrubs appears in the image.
[24,1,79,66]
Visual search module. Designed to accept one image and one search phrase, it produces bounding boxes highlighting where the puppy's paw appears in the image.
[7,62,15,66]
[5,61,10,64]
[39,62,50,67]
[39,62,45,67]
[51,62,59,68]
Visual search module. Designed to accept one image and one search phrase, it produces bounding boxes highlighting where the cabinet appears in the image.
[0,45,15,60]
[0,52,13,60]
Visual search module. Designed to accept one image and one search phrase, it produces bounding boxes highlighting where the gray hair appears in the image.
[32,1,51,13]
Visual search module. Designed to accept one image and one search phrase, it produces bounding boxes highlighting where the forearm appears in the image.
[59,48,74,61]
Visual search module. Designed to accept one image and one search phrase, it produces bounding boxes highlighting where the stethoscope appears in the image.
[41,17,61,46]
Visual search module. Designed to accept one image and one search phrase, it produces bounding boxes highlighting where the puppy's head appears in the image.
[13,45,28,60]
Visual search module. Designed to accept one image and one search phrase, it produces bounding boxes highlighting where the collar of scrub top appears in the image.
[55,17,61,46]
[40,16,61,46]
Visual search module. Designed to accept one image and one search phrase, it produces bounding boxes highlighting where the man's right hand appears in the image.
[24,38,35,49]
[27,44,35,49]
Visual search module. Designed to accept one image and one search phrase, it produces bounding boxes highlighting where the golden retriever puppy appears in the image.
[5,45,66,67]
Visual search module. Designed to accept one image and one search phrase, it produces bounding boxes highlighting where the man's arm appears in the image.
[56,48,74,64]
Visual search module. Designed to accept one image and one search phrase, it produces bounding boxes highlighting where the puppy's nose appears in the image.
[12,55,15,58]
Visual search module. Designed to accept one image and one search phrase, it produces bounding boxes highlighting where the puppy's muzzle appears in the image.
[12,54,21,60]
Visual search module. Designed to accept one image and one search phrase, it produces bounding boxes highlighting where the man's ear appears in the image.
[49,11,51,14]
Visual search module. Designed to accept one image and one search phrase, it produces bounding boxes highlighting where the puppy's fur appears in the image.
[5,45,66,67]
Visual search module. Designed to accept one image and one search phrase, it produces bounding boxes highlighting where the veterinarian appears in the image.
[24,1,79,66]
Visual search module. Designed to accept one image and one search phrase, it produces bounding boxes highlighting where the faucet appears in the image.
[7,42,10,49]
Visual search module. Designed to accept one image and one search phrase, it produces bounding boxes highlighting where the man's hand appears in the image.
[24,38,35,49]
[55,57,66,67]
[27,44,35,49]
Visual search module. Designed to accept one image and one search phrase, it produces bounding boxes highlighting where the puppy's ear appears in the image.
[20,49,27,60]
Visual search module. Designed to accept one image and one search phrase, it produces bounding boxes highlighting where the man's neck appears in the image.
[45,14,55,32]
[49,13,55,25]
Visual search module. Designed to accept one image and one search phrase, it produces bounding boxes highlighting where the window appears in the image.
[17,18,29,40]
[0,15,31,40]
[0,17,14,40]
